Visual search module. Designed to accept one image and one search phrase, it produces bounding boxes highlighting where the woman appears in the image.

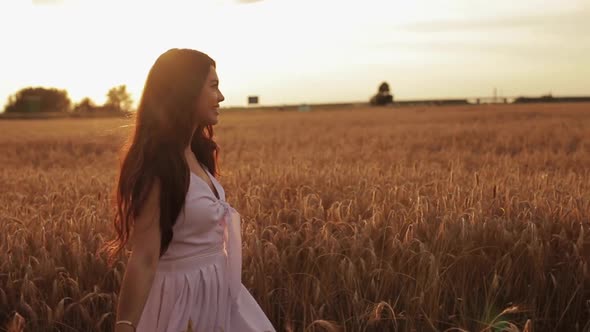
[102,48,275,332]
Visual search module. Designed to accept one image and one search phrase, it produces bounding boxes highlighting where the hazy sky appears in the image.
[0,0,588,109]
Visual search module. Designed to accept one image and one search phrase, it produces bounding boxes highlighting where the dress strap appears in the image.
[199,161,209,172]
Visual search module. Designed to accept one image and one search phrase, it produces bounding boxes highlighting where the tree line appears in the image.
[4,80,398,115]
[3,85,133,115]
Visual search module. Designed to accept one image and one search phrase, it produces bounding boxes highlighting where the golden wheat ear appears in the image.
[6,312,25,332]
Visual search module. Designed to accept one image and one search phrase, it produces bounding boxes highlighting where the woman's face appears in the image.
[195,65,225,126]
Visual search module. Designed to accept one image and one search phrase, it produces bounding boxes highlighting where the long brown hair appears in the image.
[100,48,219,268]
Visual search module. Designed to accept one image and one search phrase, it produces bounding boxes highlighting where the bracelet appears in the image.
[116,320,136,331]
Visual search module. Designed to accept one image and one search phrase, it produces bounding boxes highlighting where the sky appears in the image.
[0,0,588,109]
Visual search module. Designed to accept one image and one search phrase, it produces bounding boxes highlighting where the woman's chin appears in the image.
[208,114,219,126]
[195,111,219,126]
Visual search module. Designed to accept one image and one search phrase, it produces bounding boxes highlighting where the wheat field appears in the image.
[1,103,589,332]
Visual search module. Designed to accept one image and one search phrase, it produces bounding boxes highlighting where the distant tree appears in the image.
[514,93,555,104]
[73,97,97,113]
[3,87,71,113]
[379,82,390,94]
[370,81,394,106]
[105,85,133,112]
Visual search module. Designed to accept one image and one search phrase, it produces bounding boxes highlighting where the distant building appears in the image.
[248,96,259,105]
[298,104,311,112]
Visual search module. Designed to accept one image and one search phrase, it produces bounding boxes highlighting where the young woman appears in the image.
[103,48,275,332]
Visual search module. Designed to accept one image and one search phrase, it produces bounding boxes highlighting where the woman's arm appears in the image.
[114,178,162,332]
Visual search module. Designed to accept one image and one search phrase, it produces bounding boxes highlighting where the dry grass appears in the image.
[1,103,589,331]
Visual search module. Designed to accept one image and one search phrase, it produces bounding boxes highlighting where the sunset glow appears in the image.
[0,0,588,108]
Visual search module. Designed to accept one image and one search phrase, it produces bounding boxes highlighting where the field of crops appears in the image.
[1,103,589,331]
